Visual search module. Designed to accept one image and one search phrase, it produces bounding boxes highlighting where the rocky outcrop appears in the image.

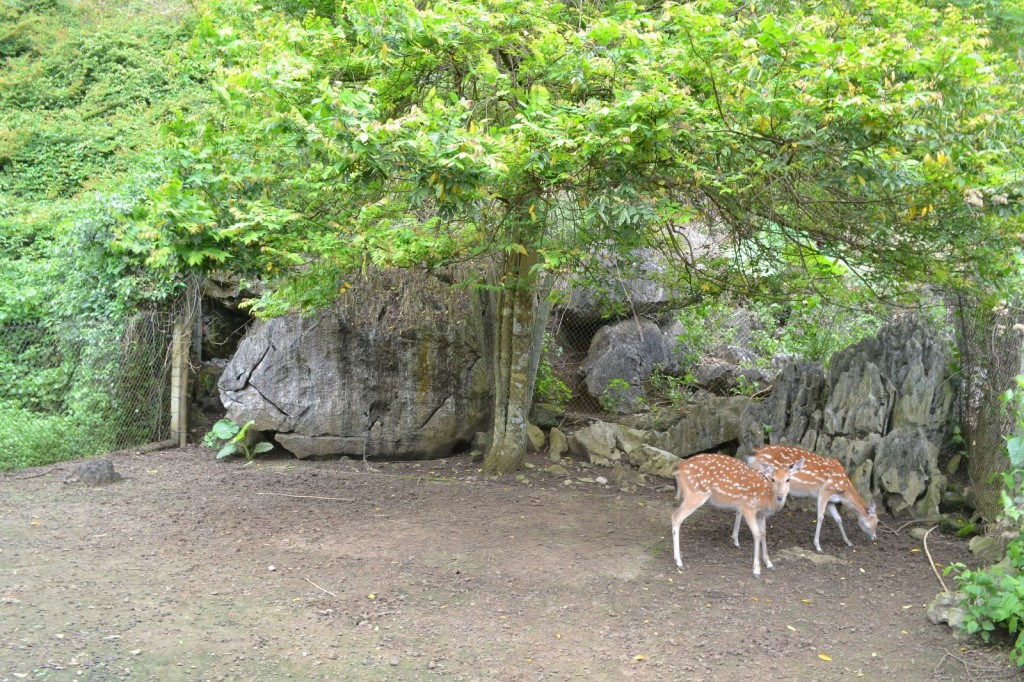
[654,396,752,458]
[738,318,954,517]
[739,361,827,455]
[219,269,492,460]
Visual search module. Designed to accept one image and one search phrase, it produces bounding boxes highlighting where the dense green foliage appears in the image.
[0,0,204,325]
[0,0,206,469]
[123,0,1023,313]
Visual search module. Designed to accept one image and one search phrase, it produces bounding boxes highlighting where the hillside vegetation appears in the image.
[0,0,205,466]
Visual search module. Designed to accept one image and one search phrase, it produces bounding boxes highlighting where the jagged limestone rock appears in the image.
[568,421,621,463]
[63,458,124,486]
[738,361,827,457]
[737,318,954,519]
[927,591,967,632]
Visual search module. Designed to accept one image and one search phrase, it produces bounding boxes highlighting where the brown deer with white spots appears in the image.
[671,452,804,577]
[732,445,877,553]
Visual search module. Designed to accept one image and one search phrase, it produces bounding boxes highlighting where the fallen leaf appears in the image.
[801,599,812,603]
[634,655,646,661]
[787,625,797,631]
[911,548,921,553]
[368,593,375,600]
[818,653,832,662]
[902,605,913,609]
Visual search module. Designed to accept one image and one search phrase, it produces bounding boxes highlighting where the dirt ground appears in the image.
[1,446,1019,681]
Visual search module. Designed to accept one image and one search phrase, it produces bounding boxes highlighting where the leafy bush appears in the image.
[749,298,884,367]
[0,0,204,471]
[533,335,572,407]
[668,294,884,372]
[946,486,1024,665]
[0,399,117,470]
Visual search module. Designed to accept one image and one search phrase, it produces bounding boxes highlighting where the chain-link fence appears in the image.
[0,310,176,470]
[953,294,1023,522]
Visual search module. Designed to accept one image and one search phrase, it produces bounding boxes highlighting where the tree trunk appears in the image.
[482,248,549,475]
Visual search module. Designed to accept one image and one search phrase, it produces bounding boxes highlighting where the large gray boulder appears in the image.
[219,269,492,460]
[580,318,666,412]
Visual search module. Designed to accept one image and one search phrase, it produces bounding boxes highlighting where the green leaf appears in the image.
[216,443,239,460]
[210,419,240,440]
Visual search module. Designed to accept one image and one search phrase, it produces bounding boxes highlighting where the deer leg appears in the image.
[741,508,764,577]
[757,513,774,570]
[731,512,742,547]
[828,502,853,547]
[671,493,709,568]
[814,494,830,552]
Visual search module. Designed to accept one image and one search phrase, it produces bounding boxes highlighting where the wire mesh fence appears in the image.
[0,310,176,470]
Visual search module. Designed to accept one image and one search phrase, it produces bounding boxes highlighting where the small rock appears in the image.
[927,591,967,632]
[595,476,608,485]
[968,535,1005,563]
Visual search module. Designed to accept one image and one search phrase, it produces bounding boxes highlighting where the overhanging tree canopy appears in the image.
[121,0,1023,472]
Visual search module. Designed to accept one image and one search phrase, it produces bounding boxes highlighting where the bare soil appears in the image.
[1,447,1018,681]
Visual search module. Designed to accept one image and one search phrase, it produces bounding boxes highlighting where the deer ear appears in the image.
[867,502,876,516]
[790,458,805,473]
[757,461,773,478]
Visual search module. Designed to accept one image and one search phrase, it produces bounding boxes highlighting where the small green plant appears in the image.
[204,418,273,462]
[647,369,691,408]
[534,337,573,407]
[730,373,760,397]
[945,487,1024,665]
[600,377,642,413]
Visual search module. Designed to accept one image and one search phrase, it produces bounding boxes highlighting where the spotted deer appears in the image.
[672,452,804,577]
[732,445,878,553]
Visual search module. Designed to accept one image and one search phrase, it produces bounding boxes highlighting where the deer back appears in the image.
[675,453,791,512]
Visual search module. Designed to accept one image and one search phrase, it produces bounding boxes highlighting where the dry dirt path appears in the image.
[1,448,1016,681]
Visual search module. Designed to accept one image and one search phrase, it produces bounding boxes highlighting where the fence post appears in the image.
[170,311,193,448]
